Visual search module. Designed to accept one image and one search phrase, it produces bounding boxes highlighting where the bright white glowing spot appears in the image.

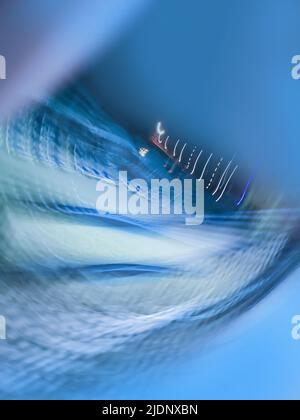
[139,147,149,158]
[156,122,165,143]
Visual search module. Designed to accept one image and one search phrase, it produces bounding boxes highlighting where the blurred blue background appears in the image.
[89,0,300,202]
[0,0,300,400]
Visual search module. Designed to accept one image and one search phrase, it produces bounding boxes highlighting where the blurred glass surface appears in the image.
[0,0,300,400]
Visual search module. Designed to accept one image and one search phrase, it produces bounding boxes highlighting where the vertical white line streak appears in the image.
[173,140,180,157]
[190,150,202,175]
[215,165,238,202]
[178,143,187,163]
[164,136,170,150]
[198,153,213,181]
[212,160,232,195]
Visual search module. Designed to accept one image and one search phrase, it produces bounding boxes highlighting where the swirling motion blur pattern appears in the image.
[0,88,299,399]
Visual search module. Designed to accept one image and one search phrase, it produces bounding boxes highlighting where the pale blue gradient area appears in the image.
[93,269,300,400]
[147,270,300,400]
